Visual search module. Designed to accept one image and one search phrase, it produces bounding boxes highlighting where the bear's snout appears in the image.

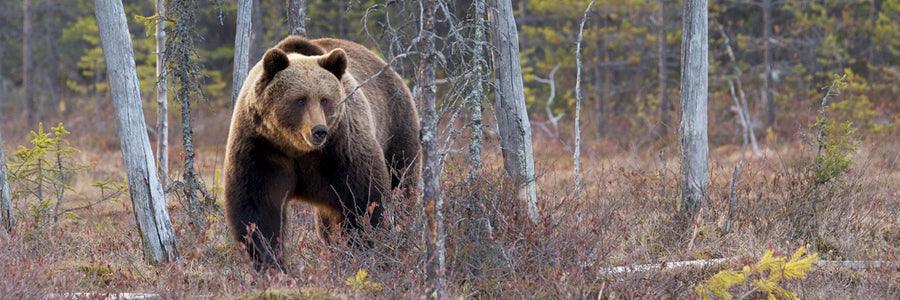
[311,125,328,145]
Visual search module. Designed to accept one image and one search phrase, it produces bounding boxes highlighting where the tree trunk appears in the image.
[93,0,178,265]
[488,0,539,224]
[574,1,594,193]
[418,0,445,296]
[22,0,35,124]
[156,0,169,191]
[0,124,14,232]
[232,0,252,107]
[762,0,774,129]
[679,0,709,219]
[250,0,264,65]
[287,0,307,36]
[657,0,670,137]
[468,0,487,182]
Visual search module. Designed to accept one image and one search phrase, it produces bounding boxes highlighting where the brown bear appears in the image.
[224,36,420,268]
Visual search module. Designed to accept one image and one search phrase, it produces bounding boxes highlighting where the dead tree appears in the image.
[231,0,252,107]
[573,1,593,193]
[716,23,761,159]
[489,0,539,223]
[167,0,216,228]
[287,0,307,36]
[418,0,445,296]
[467,0,488,182]
[761,0,775,129]
[679,0,709,220]
[533,65,562,139]
[0,124,14,232]
[22,0,35,124]
[156,0,169,191]
[93,0,178,265]
[657,0,670,137]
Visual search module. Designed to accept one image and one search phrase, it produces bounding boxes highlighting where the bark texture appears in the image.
[287,0,307,36]
[418,0,446,296]
[231,0,252,107]
[93,0,178,265]
[467,0,487,182]
[574,1,594,192]
[679,0,709,218]
[0,125,14,232]
[156,0,169,190]
[489,0,539,223]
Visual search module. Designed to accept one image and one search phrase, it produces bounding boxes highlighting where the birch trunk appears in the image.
[679,0,709,218]
[574,1,594,193]
[93,0,178,265]
[156,0,169,190]
[287,0,307,36]
[489,0,539,223]
[0,125,14,232]
[418,0,445,296]
[231,0,252,107]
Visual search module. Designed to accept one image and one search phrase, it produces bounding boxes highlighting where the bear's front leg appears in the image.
[224,139,297,270]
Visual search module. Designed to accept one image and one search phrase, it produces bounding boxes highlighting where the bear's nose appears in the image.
[311,125,328,145]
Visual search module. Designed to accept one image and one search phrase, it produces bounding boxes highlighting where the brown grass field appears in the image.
[1,101,898,299]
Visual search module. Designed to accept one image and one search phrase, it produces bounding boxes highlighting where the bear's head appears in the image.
[250,46,348,153]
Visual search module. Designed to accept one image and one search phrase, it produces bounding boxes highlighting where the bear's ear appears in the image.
[318,49,347,80]
[276,36,326,56]
[263,48,290,78]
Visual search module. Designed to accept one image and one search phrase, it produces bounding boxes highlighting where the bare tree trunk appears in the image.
[468,0,487,182]
[657,0,670,137]
[418,0,445,296]
[0,125,14,232]
[22,0,35,124]
[574,1,593,193]
[250,0,264,65]
[232,0,252,107]
[489,0,539,223]
[717,23,761,158]
[679,0,709,219]
[287,0,307,36]
[156,0,169,191]
[93,0,178,265]
[761,0,774,129]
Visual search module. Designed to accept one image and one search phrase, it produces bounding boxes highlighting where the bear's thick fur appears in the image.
[224,36,420,267]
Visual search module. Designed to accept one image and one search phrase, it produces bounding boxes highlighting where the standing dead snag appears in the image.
[418,0,445,296]
[489,0,539,223]
[167,0,217,228]
[716,23,761,159]
[679,0,709,221]
[156,0,169,191]
[93,0,178,265]
[467,0,488,182]
[231,0,252,107]
[574,1,594,193]
[657,0,670,137]
[0,124,14,232]
[287,0,307,36]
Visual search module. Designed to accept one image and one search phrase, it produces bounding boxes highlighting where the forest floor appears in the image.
[1,104,898,299]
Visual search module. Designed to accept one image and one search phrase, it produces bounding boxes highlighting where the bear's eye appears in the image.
[297,97,307,104]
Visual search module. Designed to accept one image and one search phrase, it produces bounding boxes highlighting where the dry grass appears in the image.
[1,104,898,299]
